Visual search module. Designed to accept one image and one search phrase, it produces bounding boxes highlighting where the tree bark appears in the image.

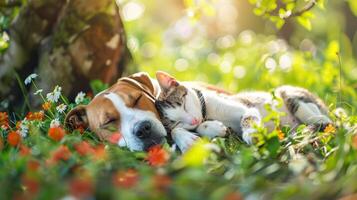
[0,0,132,108]
[0,0,67,104]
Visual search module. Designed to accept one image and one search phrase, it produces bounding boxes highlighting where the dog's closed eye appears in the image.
[101,117,119,132]
[133,94,142,106]
[104,117,117,125]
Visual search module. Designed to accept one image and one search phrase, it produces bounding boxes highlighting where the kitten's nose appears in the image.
[134,121,152,139]
[191,118,200,125]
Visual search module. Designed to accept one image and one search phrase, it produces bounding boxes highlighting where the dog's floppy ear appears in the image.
[127,72,155,94]
[156,71,179,91]
[65,105,89,130]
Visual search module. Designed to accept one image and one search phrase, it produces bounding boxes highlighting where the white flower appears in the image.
[33,89,43,95]
[50,118,61,128]
[1,125,9,131]
[19,119,29,137]
[46,86,62,103]
[75,91,86,104]
[334,107,347,119]
[56,104,67,113]
[24,73,38,85]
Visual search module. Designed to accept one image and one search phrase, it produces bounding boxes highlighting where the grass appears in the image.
[0,76,357,200]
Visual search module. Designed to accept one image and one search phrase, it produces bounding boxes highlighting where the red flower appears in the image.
[153,174,171,192]
[112,169,139,188]
[75,125,85,134]
[20,145,31,156]
[86,92,94,99]
[108,132,122,144]
[26,111,44,121]
[7,131,21,147]
[52,145,71,162]
[224,192,243,200]
[27,160,40,172]
[0,112,9,129]
[69,177,94,198]
[0,137,3,150]
[22,175,40,194]
[93,144,107,161]
[146,145,170,167]
[74,141,94,156]
[48,127,66,141]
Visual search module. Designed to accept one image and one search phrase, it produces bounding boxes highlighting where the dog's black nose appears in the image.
[134,121,152,139]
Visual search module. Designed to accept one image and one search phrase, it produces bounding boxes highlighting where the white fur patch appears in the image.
[171,127,200,153]
[196,120,227,139]
[164,86,203,130]
[105,92,166,151]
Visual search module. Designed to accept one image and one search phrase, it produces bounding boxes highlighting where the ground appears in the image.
[0,75,357,199]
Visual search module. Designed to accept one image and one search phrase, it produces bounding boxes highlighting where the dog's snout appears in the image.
[134,121,152,139]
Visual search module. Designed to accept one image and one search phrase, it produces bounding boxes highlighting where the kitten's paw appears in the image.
[172,128,201,153]
[242,128,257,145]
[196,120,227,139]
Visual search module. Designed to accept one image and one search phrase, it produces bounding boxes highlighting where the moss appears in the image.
[52,12,88,48]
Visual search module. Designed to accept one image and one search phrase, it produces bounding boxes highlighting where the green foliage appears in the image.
[90,80,109,96]
[0,82,357,199]
[1,0,357,199]
[348,0,357,16]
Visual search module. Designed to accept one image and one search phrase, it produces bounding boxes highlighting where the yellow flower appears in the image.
[42,102,51,111]
[324,124,336,134]
[182,139,212,167]
[277,128,285,141]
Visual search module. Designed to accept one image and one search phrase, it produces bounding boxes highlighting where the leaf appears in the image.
[253,8,264,16]
[324,40,340,61]
[266,136,280,157]
[348,0,357,16]
[181,139,211,167]
[317,0,325,10]
[296,16,311,30]
[90,79,109,95]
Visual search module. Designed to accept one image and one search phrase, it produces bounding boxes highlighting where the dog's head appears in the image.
[65,72,166,151]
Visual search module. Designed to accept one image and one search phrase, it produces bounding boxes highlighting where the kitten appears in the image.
[154,74,227,152]
[155,71,331,152]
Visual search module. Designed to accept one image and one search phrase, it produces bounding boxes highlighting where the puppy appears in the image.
[65,72,166,151]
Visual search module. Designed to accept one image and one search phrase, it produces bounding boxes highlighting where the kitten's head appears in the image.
[155,71,203,131]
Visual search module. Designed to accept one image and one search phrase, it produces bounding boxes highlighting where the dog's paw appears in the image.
[196,120,227,139]
[172,128,201,153]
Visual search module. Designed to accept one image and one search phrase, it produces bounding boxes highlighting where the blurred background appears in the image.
[1,2,357,199]
[1,0,357,112]
[121,0,357,111]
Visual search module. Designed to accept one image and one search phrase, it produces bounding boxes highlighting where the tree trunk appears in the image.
[0,0,67,106]
[0,0,132,108]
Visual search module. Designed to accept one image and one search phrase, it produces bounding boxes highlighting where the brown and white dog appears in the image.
[65,72,167,151]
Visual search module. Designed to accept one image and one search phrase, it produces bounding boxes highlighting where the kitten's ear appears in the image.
[156,71,179,91]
